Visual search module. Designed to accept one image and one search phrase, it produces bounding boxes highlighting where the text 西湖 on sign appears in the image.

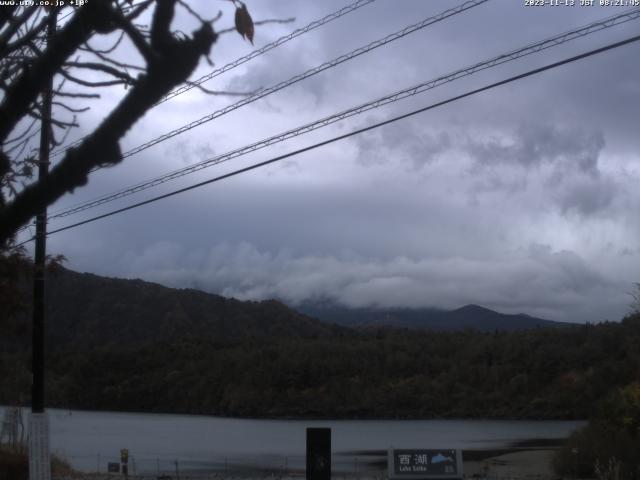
[388,449,463,479]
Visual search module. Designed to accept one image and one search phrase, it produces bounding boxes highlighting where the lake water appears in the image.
[1,407,585,474]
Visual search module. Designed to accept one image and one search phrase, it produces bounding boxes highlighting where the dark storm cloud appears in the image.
[548,45,640,152]
[78,238,626,323]
[465,123,605,175]
[164,140,217,167]
[458,122,625,217]
[355,122,452,168]
[554,174,618,217]
[35,0,640,325]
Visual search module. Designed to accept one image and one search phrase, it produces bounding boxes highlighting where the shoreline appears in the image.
[464,448,558,478]
[3,446,560,479]
[2,406,574,478]
[48,449,560,479]
[2,404,589,422]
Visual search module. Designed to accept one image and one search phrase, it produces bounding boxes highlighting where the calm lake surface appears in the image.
[1,407,585,473]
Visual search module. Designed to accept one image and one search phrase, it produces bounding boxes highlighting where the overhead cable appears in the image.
[50,0,489,164]
[49,0,377,158]
[16,32,638,245]
[119,0,489,159]
[158,0,378,104]
[46,7,640,222]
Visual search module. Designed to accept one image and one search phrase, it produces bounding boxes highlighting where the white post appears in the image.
[28,412,51,480]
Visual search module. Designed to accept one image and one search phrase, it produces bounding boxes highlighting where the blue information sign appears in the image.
[388,449,463,479]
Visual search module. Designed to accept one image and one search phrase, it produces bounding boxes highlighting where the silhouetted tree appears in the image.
[631,283,640,315]
[0,0,255,246]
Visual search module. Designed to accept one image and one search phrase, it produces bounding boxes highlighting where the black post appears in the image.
[306,428,331,480]
[31,10,55,415]
[31,205,47,413]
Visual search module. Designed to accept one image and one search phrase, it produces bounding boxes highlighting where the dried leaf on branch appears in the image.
[234,2,254,44]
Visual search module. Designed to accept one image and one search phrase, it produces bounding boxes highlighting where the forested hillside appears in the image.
[45,316,639,418]
[4,315,640,419]
[1,267,639,420]
[4,267,344,353]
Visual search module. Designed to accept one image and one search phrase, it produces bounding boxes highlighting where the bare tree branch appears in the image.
[0,0,120,144]
[0,6,39,56]
[0,6,18,33]
[80,31,126,55]
[52,90,101,99]
[1,0,263,247]
[85,47,146,72]
[112,12,157,64]
[51,102,91,114]
[125,0,155,22]
[0,0,219,244]
[186,80,258,97]
[4,117,38,145]
[27,109,78,129]
[59,68,129,88]
[64,61,137,84]
[178,0,221,25]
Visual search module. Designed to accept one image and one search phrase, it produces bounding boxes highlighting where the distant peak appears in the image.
[455,304,490,312]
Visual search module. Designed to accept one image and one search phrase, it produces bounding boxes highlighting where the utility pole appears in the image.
[29,9,56,480]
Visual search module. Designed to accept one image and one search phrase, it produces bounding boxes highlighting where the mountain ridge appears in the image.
[27,267,348,351]
[7,266,571,355]
[294,299,571,331]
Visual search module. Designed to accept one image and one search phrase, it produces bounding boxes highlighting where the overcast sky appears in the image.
[22,0,640,323]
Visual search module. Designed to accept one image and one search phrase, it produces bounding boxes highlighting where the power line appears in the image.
[45,0,491,218]
[49,0,378,158]
[48,0,488,165]
[158,0,377,105]
[17,32,639,245]
[114,0,489,161]
[45,7,640,222]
